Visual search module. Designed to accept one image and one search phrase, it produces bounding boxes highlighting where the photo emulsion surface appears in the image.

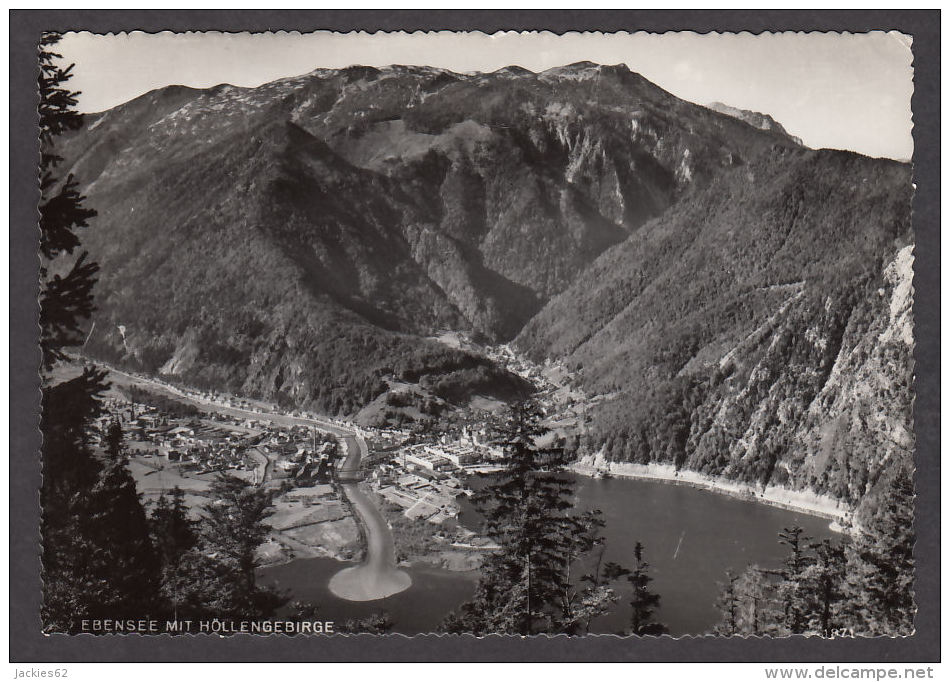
[38,30,916,638]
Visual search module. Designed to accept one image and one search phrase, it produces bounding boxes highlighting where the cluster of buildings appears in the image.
[102,340,586,544]
[361,426,505,525]
[161,426,251,473]
[258,428,339,485]
[484,343,550,386]
[370,466,462,526]
[96,395,341,483]
[94,398,255,473]
[484,344,590,441]
[400,440,496,472]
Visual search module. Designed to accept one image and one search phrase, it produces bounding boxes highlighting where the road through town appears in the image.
[98,361,411,600]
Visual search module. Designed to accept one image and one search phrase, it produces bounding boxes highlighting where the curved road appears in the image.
[328,435,412,601]
[97,362,412,601]
[97,362,411,601]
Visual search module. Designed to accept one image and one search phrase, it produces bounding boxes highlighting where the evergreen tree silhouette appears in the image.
[38,32,109,631]
[149,487,199,617]
[777,525,813,634]
[79,457,163,619]
[38,32,98,371]
[442,400,607,635]
[800,539,847,637]
[38,33,166,632]
[104,419,124,459]
[627,541,668,636]
[164,475,286,620]
[843,469,916,635]
[714,570,741,635]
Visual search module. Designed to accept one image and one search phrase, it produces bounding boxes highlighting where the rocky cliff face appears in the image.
[788,245,914,524]
[57,62,913,512]
[61,62,796,340]
[515,148,913,514]
[707,101,804,145]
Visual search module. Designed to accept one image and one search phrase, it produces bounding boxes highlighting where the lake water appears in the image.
[259,474,838,635]
[260,557,478,633]
[563,476,838,635]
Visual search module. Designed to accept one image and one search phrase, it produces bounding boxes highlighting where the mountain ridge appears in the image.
[707,100,803,145]
[56,63,913,515]
[514,145,912,524]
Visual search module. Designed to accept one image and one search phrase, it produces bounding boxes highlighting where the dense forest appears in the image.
[714,469,915,636]
[39,44,916,636]
[517,148,914,527]
[58,59,795,416]
[56,57,915,527]
[38,34,298,633]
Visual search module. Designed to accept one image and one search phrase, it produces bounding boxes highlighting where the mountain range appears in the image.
[56,62,914,517]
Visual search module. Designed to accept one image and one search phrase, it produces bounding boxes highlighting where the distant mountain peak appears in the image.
[62,57,852,429]
[565,60,600,69]
[492,65,533,77]
[707,101,803,145]
[542,61,600,78]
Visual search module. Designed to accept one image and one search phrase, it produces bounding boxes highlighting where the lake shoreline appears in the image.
[263,469,843,635]
[570,456,852,532]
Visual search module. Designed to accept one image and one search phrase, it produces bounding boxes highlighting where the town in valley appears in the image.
[78,333,586,573]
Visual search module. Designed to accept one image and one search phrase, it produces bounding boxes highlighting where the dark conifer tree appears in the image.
[149,487,199,615]
[150,487,198,564]
[800,539,846,637]
[37,32,115,631]
[627,541,668,636]
[203,475,275,600]
[104,419,124,459]
[777,525,813,634]
[80,458,163,618]
[745,566,769,635]
[714,570,741,635]
[714,563,779,636]
[44,456,163,630]
[167,475,286,619]
[442,400,605,635]
[843,469,916,635]
[38,32,98,371]
[40,368,106,510]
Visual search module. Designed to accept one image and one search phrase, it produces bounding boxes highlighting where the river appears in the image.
[260,472,838,635]
[327,435,412,601]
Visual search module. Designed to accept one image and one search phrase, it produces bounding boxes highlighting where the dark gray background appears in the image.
[9,9,940,663]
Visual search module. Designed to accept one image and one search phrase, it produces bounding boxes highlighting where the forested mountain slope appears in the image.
[58,61,914,517]
[516,148,913,523]
[58,61,798,413]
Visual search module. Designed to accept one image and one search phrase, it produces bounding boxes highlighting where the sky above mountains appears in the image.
[57,30,913,161]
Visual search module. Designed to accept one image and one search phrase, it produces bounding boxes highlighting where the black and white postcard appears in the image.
[11,10,940,667]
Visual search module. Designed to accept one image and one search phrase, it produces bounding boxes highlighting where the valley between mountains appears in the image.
[58,61,914,524]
